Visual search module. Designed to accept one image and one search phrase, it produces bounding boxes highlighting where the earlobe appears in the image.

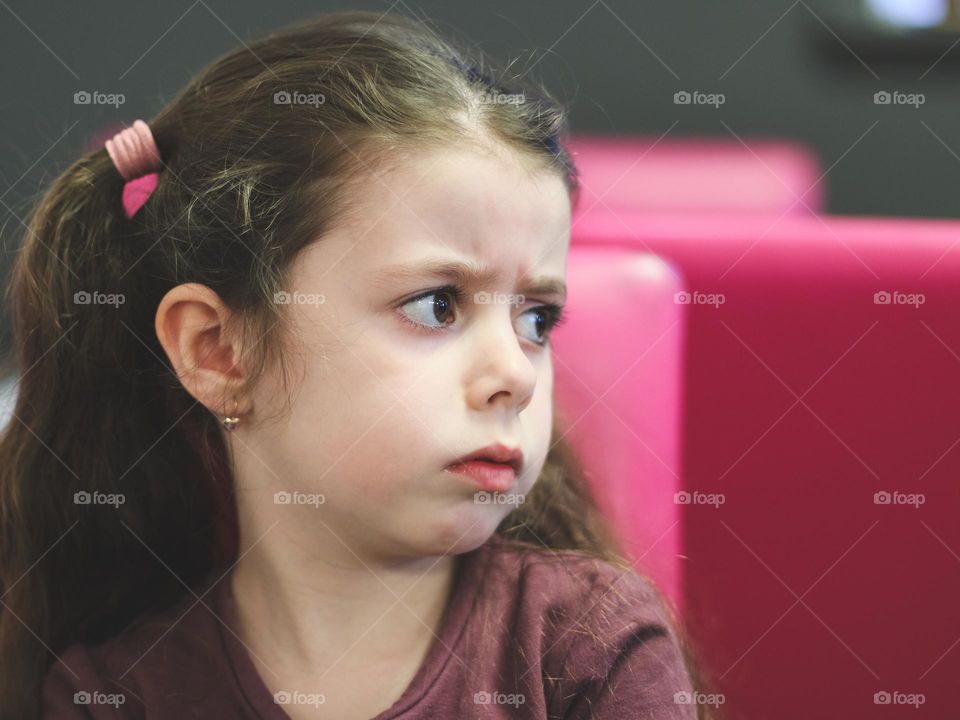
[154,283,248,416]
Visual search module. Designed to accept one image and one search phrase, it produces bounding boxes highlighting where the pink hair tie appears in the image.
[104,119,161,219]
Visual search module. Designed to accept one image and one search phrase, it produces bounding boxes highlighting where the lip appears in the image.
[445,443,523,493]
[446,460,516,493]
[448,443,524,474]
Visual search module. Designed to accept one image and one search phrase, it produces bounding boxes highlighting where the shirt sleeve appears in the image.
[561,623,698,719]
[40,645,138,720]
[550,563,698,720]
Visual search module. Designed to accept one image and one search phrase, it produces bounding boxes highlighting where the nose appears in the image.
[464,311,538,414]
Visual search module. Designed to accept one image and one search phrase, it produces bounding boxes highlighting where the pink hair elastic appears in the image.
[104,119,161,219]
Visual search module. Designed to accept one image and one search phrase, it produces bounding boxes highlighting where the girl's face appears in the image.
[242,141,571,559]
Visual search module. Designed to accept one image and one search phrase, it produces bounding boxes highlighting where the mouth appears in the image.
[445,459,517,493]
[448,443,523,474]
[445,443,523,493]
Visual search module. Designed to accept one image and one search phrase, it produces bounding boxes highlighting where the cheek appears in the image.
[285,352,451,497]
[517,368,554,493]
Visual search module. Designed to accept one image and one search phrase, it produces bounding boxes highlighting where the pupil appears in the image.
[434,293,451,322]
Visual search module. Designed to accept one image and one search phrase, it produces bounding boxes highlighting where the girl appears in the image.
[0,10,713,720]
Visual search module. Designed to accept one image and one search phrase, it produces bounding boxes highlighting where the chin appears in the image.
[414,506,506,557]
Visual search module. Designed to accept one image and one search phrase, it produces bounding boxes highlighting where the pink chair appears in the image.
[552,245,687,609]
[572,204,960,719]
[568,135,824,217]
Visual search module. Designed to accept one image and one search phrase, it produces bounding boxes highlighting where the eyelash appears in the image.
[397,284,568,347]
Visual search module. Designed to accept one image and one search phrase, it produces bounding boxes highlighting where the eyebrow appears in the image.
[371,258,567,302]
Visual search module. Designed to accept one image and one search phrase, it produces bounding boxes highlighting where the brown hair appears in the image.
[0,10,716,718]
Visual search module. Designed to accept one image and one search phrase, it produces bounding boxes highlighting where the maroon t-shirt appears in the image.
[41,533,696,719]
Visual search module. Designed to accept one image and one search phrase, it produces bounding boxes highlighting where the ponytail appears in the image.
[0,148,236,719]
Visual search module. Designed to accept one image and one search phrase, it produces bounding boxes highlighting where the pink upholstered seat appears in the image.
[571,203,960,719]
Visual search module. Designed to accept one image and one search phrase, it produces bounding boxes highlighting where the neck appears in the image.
[227,524,459,684]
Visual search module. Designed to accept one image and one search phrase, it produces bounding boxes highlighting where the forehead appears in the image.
[329,141,572,275]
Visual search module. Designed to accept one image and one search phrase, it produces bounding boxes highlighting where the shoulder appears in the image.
[483,534,675,635]
[40,586,225,718]
[482,535,697,719]
[41,641,139,719]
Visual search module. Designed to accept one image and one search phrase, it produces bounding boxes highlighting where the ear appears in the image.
[154,282,253,419]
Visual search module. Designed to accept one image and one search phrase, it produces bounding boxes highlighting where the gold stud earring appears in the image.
[222,397,241,431]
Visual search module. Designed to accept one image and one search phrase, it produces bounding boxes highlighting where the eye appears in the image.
[516,304,567,346]
[397,285,567,346]
[398,287,460,330]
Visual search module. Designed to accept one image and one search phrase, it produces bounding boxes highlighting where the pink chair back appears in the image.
[568,135,824,216]
[552,245,687,608]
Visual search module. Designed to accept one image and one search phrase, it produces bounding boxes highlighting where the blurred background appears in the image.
[6,0,960,352]
[2,1,959,718]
